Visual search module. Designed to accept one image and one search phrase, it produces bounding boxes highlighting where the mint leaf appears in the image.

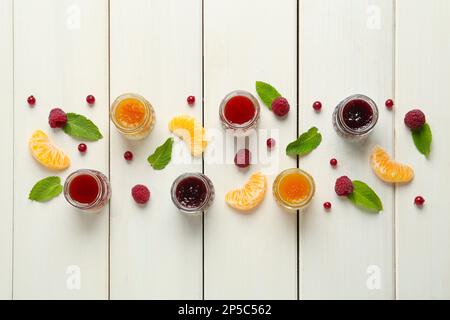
[412,123,432,157]
[147,138,174,170]
[255,81,282,109]
[348,180,383,213]
[29,176,63,202]
[286,127,322,156]
[63,113,103,141]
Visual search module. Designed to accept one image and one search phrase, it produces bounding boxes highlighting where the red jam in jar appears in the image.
[171,173,215,215]
[64,169,111,213]
[342,99,374,130]
[333,94,378,139]
[219,90,260,135]
[224,95,256,125]
[68,174,99,204]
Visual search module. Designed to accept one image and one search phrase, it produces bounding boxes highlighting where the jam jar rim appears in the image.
[219,90,261,131]
[64,169,104,210]
[171,172,214,214]
[273,168,316,211]
[110,93,154,134]
[337,94,379,135]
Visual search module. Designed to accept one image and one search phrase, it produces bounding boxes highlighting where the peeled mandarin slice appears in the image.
[225,172,267,211]
[29,130,70,170]
[370,146,414,183]
[169,115,207,157]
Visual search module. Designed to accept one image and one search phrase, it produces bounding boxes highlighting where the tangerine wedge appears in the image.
[169,115,207,157]
[225,172,267,211]
[370,146,414,183]
[29,130,70,170]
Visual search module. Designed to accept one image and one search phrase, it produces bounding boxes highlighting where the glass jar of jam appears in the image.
[219,90,260,136]
[170,173,215,215]
[273,168,315,212]
[64,169,111,213]
[332,94,379,139]
[110,93,155,140]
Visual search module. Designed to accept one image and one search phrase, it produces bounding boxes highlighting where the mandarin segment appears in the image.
[225,172,267,211]
[29,130,70,170]
[370,146,414,183]
[169,115,207,157]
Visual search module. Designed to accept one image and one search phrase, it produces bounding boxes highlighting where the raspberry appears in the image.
[48,108,67,128]
[404,109,426,130]
[271,97,290,117]
[234,149,251,168]
[335,176,353,196]
[132,184,150,204]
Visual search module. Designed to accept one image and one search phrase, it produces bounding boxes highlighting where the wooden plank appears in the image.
[396,0,450,299]
[109,0,203,299]
[0,0,13,300]
[13,0,109,299]
[203,0,298,299]
[299,0,395,299]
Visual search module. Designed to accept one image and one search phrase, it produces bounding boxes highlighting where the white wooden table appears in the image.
[1,0,450,300]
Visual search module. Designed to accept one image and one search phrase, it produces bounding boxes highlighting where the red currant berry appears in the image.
[414,196,425,206]
[323,202,332,210]
[385,99,394,109]
[313,101,322,111]
[27,95,36,106]
[78,143,87,153]
[266,138,275,149]
[124,151,133,161]
[86,95,95,105]
[234,149,251,168]
[330,158,338,167]
[187,95,195,105]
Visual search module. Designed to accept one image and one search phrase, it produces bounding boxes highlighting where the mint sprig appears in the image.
[412,123,432,157]
[29,176,63,202]
[63,113,103,141]
[347,180,383,213]
[286,127,322,156]
[255,81,282,109]
[147,138,174,170]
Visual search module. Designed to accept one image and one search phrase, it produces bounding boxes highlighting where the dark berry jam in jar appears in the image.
[64,169,111,213]
[332,94,378,139]
[219,90,260,136]
[171,173,215,215]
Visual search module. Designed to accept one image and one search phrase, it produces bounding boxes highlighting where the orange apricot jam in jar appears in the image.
[273,168,315,211]
[110,93,155,140]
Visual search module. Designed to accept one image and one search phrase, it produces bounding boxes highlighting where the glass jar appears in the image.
[219,90,260,136]
[273,168,315,212]
[332,94,378,139]
[64,169,111,213]
[110,93,155,140]
[170,173,215,215]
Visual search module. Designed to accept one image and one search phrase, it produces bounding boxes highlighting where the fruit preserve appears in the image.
[219,90,260,136]
[111,93,155,140]
[171,173,215,215]
[64,169,111,213]
[273,168,315,211]
[332,94,378,138]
